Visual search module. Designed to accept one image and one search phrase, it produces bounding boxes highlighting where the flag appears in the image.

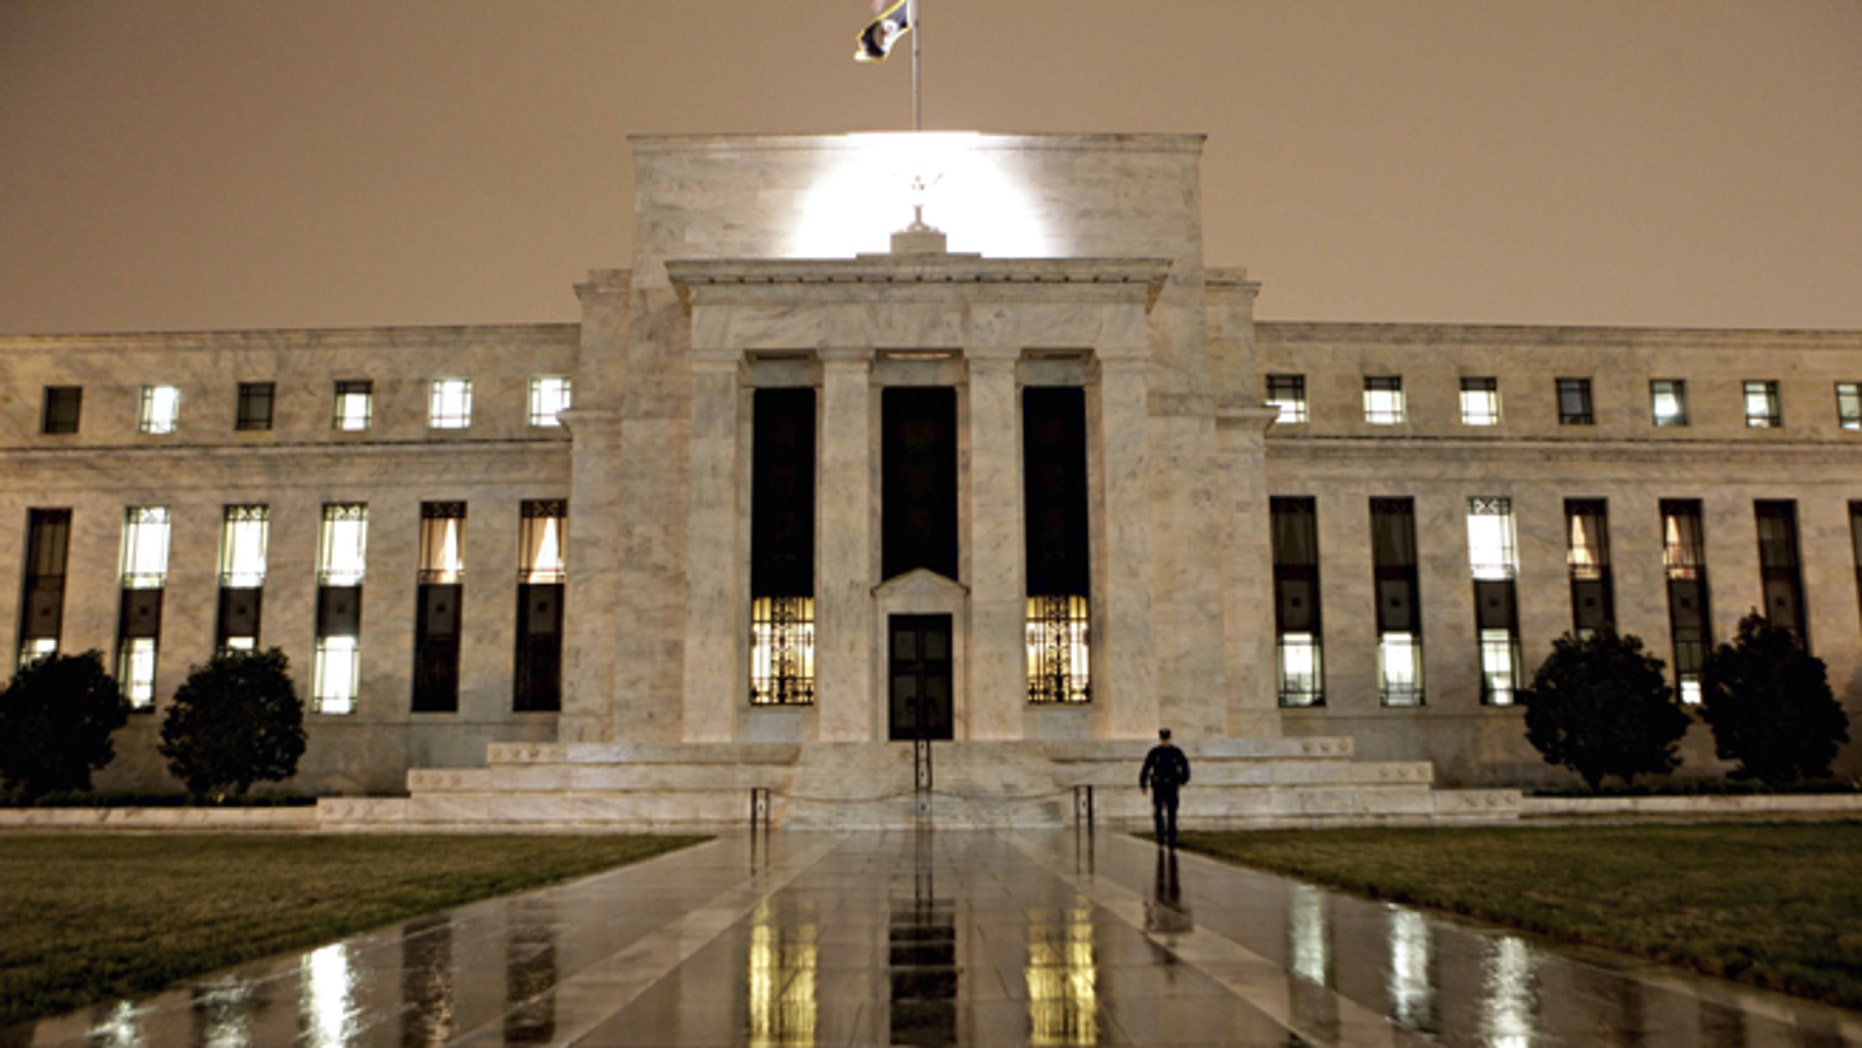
[855,0,911,63]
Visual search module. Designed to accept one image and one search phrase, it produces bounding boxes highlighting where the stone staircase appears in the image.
[314,736,1520,832]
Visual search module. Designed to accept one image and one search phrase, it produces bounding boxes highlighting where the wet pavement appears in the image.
[11,827,1862,1046]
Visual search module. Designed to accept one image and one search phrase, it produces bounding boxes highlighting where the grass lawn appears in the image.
[0,833,705,1027]
[1177,822,1862,1011]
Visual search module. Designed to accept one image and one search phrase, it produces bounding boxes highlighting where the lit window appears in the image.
[1363,376,1405,425]
[139,385,181,434]
[41,386,81,434]
[120,507,172,589]
[752,596,817,705]
[318,504,368,586]
[1378,633,1423,706]
[418,503,466,584]
[519,501,568,583]
[1651,380,1688,427]
[1265,374,1308,424]
[236,382,274,432]
[312,636,360,714]
[19,637,57,667]
[1277,633,1323,707]
[1478,628,1519,705]
[1459,378,1500,426]
[119,637,158,710]
[1661,500,1709,704]
[1026,595,1090,704]
[1837,383,1861,431]
[1744,380,1780,428]
[333,380,372,431]
[1466,496,1517,581]
[1556,379,1592,426]
[219,505,270,588]
[529,376,573,427]
[429,379,472,429]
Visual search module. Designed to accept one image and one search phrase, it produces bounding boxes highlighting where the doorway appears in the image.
[888,614,953,740]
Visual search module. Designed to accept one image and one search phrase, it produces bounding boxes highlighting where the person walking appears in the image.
[1139,728,1191,847]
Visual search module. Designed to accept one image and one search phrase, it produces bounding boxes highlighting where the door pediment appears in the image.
[874,568,968,602]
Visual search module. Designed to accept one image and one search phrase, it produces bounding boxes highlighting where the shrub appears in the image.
[1700,613,1851,786]
[159,649,307,800]
[0,651,129,799]
[1522,628,1691,790]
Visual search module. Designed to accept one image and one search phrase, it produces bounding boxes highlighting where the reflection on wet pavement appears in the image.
[10,828,1861,1046]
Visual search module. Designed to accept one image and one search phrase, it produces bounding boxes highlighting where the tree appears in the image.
[1522,628,1691,790]
[1700,613,1851,786]
[0,651,129,799]
[159,649,307,800]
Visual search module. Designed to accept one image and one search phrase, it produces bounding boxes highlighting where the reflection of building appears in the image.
[3,132,1858,806]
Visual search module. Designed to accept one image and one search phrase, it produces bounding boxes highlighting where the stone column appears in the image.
[1217,406,1283,737]
[680,355,743,742]
[815,347,875,742]
[558,409,624,743]
[966,350,1024,739]
[1093,353,1158,739]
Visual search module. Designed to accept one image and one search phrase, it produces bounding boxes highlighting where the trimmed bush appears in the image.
[159,649,307,800]
[1700,613,1851,786]
[0,651,129,799]
[1522,628,1690,790]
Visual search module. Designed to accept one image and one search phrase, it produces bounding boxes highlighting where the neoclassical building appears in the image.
[3,133,1858,819]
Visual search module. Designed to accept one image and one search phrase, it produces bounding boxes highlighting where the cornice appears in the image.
[666,256,1171,314]
[0,324,580,355]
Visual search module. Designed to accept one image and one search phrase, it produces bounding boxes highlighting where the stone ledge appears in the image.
[0,807,320,830]
[1521,793,1862,818]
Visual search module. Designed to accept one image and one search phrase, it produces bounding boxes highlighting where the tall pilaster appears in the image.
[1093,353,1158,738]
[966,350,1024,739]
[559,409,625,743]
[815,347,875,741]
[680,355,743,741]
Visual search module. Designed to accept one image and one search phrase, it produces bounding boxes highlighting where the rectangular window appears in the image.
[1371,497,1423,706]
[139,384,181,434]
[1837,383,1861,431]
[1265,374,1308,424]
[1565,499,1614,636]
[528,376,573,427]
[1024,387,1092,704]
[1849,503,1862,632]
[116,507,170,711]
[1459,377,1500,427]
[18,509,71,667]
[413,502,465,712]
[1755,500,1806,646]
[751,388,819,705]
[428,379,472,429]
[1556,378,1593,426]
[1271,497,1323,707]
[1651,380,1689,427]
[515,500,567,711]
[1362,376,1405,425]
[41,386,81,434]
[333,380,372,431]
[235,382,275,431]
[1744,380,1781,428]
[1661,499,1710,704]
[314,503,366,713]
[216,505,268,652]
[1468,497,1520,704]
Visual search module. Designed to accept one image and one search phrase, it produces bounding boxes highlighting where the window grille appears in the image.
[119,507,172,590]
[312,636,360,714]
[1661,499,1710,703]
[318,504,368,586]
[519,500,568,583]
[1466,497,1517,580]
[1026,594,1091,704]
[1378,632,1423,706]
[1478,629,1520,705]
[219,505,270,587]
[750,596,816,705]
[429,379,472,429]
[418,502,466,584]
[1277,633,1323,707]
[1838,383,1862,431]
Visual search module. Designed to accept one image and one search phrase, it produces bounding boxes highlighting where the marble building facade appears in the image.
[2,133,1858,795]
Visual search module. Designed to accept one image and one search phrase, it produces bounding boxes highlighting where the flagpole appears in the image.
[909,0,922,131]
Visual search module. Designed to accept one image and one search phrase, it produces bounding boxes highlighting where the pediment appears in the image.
[873,568,969,600]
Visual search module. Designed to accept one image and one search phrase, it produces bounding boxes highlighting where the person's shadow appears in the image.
[1144,848,1195,935]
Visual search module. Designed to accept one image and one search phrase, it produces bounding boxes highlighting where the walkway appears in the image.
[15,829,1862,1046]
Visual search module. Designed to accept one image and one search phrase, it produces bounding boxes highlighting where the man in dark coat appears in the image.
[1139,728,1191,847]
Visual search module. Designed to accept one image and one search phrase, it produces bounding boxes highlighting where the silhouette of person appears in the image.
[1139,728,1191,847]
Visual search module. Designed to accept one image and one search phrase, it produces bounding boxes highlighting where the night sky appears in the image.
[1,0,1857,334]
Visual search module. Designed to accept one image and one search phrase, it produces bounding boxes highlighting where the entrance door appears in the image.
[888,614,953,741]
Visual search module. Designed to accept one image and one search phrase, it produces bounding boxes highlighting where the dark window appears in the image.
[235,382,275,431]
[515,499,567,711]
[750,388,817,706]
[18,509,71,665]
[1661,499,1710,703]
[1557,378,1593,425]
[881,387,958,581]
[413,502,465,712]
[1755,500,1806,646]
[1270,497,1323,707]
[1370,497,1423,705]
[41,387,81,435]
[1565,499,1615,635]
